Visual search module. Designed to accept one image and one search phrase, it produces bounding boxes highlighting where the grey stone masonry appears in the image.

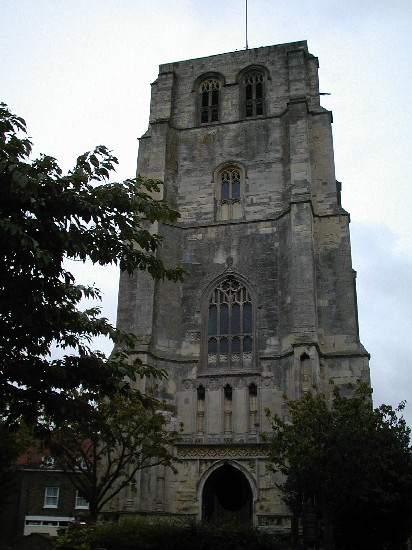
[115,41,370,529]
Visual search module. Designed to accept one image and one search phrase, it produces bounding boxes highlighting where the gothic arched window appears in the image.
[216,165,244,221]
[207,276,253,370]
[200,78,220,124]
[243,70,264,118]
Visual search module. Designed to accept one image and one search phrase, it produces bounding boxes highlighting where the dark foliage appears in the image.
[0,102,184,429]
[46,392,182,522]
[266,382,412,550]
[57,517,285,550]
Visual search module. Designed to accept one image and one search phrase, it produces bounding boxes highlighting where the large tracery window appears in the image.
[244,71,264,117]
[207,276,253,370]
[217,166,244,221]
[200,78,220,123]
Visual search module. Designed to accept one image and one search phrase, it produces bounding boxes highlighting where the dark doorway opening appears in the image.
[202,464,252,524]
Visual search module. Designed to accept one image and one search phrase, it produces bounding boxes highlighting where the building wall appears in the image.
[13,469,88,538]
[116,41,370,529]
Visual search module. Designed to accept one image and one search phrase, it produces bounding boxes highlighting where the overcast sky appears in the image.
[2,1,412,424]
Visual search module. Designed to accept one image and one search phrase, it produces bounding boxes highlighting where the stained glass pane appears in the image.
[245,103,253,117]
[211,107,218,122]
[221,181,229,200]
[232,336,240,352]
[202,91,209,107]
[232,180,240,199]
[243,336,252,352]
[208,338,217,353]
[220,304,229,333]
[208,304,217,334]
[211,89,219,106]
[256,101,263,116]
[232,303,240,333]
[220,337,228,354]
[201,110,208,123]
[243,303,252,333]
[256,81,263,99]
[246,83,253,101]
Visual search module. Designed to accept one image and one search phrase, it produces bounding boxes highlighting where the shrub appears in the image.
[57,517,285,550]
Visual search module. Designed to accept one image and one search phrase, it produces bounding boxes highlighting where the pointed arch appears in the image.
[213,162,246,221]
[300,352,311,393]
[202,273,256,371]
[237,64,269,119]
[194,72,225,125]
[198,460,257,508]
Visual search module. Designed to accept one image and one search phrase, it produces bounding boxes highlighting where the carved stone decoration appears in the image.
[262,374,273,387]
[177,444,269,459]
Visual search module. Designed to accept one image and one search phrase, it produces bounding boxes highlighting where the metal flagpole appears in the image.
[245,0,249,49]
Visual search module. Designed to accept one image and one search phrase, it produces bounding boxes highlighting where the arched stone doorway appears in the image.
[202,464,253,524]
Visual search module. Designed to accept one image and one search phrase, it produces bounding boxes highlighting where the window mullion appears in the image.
[239,301,243,367]
[228,295,232,367]
[216,301,220,363]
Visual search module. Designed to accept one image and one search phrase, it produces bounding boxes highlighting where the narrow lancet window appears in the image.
[244,71,264,117]
[217,167,243,221]
[249,383,258,435]
[300,353,311,394]
[196,385,205,435]
[224,384,233,435]
[200,79,220,123]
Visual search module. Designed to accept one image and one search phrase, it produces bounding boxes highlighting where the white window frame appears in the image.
[44,486,59,508]
[75,491,89,510]
[41,455,56,469]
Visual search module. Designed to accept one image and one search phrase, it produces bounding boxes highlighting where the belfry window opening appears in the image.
[200,79,220,123]
[244,71,264,117]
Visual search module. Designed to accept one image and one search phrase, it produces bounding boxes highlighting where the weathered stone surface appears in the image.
[115,40,370,529]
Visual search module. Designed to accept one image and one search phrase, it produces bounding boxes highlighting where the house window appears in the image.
[44,487,59,508]
[243,71,264,117]
[200,78,220,124]
[207,275,253,369]
[216,166,244,221]
[75,492,89,509]
[41,456,56,469]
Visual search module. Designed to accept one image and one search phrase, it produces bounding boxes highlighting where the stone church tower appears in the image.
[116,40,370,530]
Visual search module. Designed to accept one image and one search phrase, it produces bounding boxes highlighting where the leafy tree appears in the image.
[265,383,412,550]
[45,390,182,523]
[0,422,21,511]
[0,102,184,428]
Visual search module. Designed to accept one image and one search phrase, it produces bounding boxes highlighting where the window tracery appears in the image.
[200,78,220,123]
[216,165,244,221]
[207,276,253,370]
[243,71,264,117]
